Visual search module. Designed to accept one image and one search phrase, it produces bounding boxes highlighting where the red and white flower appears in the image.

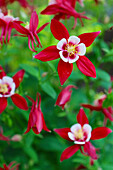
[34,19,100,85]
[0,65,28,113]
[54,108,112,162]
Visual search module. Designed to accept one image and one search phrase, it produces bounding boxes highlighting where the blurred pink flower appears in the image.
[25,93,51,135]
[13,11,49,52]
[0,161,19,170]
[0,65,28,113]
[55,85,77,109]
[41,0,90,29]
[54,108,112,162]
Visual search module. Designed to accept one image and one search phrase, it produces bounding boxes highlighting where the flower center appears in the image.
[66,44,77,55]
[0,83,8,94]
[74,129,84,140]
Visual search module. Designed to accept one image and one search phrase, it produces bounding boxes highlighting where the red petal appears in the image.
[91,127,112,140]
[58,59,73,85]
[41,112,51,132]
[29,11,39,32]
[11,94,28,110]
[0,98,7,114]
[78,31,101,47]
[54,128,72,141]
[81,104,102,111]
[13,22,29,35]
[34,46,60,61]
[50,19,69,40]
[84,142,98,160]
[12,69,25,88]
[102,108,113,121]
[41,4,60,15]
[60,145,79,162]
[76,56,96,78]
[37,22,49,34]
[77,108,89,126]
[0,65,6,79]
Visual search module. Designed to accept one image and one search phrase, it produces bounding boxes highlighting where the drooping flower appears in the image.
[0,0,34,15]
[81,92,113,123]
[34,19,100,85]
[13,11,49,52]
[24,93,51,134]
[55,85,77,109]
[54,108,112,162]
[0,126,10,141]
[41,0,89,29]
[0,65,28,113]
[0,10,22,46]
[0,161,19,170]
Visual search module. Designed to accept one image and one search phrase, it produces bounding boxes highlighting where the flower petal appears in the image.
[34,46,60,61]
[76,55,96,78]
[59,51,68,62]
[13,22,29,35]
[102,108,113,121]
[11,94,28,110]
[60,145,79,162]
[69,54,79,63]
[84,142,98,160]
[29,11,39,32]
[58,59,73,85]
[71,123,81,133]
[78,31,101,47]
[0,97,7,114]
[68,132,75,141]
[91,127,112,140]
[50,19,69,40]
[77,43,86,56]
[12,69,25,89]
[81,104,102,111]
[54,128,72,141]
[37,22,49,34]
[57,38,67,50]
[0,65,6,79]
[68,36,80,45]
[77,108,89,126]
[83,124,92,142]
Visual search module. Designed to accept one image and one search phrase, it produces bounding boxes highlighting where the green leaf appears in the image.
[24,146,38,163]
[20,64,39,79]
[41,82,56,99]
[103,92,113,108]
[96,68,110,82]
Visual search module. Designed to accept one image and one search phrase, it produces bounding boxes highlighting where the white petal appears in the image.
[83,124,92,142]
[69,55,79,63]
[68,132,75,141]
[70,123,81,133]
[59,51,68,63]
[3,76,13,85]
[49,0,57,5]
[0,94,3,97]
[4,82,15,97]
[77,43,86,56]
[0,79,2,83]
[74,141,85,145]
[68,36,80,45]
[57,38,67,50]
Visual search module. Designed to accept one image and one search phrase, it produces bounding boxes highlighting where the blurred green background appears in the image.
[0,0,113,169]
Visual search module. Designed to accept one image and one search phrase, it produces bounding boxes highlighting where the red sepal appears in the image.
[77,108,89,126]
[12,69,25,88]
[76,56,96,78]
[58,59,73,85]
[0,98,7,114]
[84,142,98,160]
[11,94,28,110]
[50,19,69,40]
[81,104,102,111]
[54,128,72,141]
[0,65,6,79]
[91,127,112,140]
[29,11,39,32]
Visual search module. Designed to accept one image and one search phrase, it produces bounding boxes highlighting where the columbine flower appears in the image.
[0,10,21,45]
[54,108,112,162]
[81,92,113,123]
[13,11,49,52]
[55,85,77,109]
[0,126,10,141]
[0,65,28,113]
[0,161,19,170]
[24,93,51,134]
[34,19,100,85]
[41,0,89,29]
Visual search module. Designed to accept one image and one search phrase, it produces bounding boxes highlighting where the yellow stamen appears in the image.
[66,44,77,56]
[0,84,8,94]
[74,129,84,140]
